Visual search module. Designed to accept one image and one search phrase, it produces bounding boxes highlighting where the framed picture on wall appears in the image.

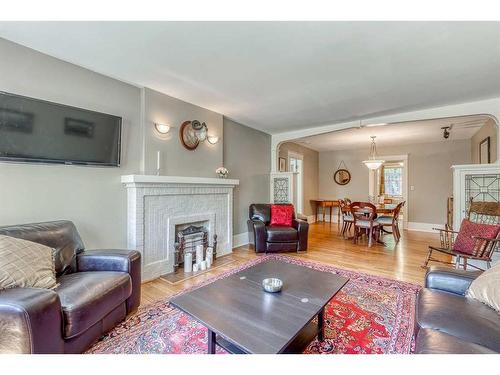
[479,137,491,164]
[278,157,286,172]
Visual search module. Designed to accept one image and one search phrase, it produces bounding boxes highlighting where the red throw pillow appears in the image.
[453,219,500,257]
[270,204,294,226]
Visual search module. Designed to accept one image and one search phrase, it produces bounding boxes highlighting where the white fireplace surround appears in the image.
[122,175,239,281]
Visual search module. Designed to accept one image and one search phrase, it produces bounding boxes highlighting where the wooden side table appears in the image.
[311,199,340,227]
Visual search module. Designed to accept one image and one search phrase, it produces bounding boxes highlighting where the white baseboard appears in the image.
[306,215,316,223]
[233,232,250,248]
[407,222,444,233]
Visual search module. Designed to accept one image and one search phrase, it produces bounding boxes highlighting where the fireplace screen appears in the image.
[174,225,217,271]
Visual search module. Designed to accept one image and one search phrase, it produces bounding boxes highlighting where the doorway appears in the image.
[368,154,408,228]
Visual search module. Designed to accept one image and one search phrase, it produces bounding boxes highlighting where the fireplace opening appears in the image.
[174,222,217,273]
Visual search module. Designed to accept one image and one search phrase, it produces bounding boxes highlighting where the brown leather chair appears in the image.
[247,204,309,253]
[0,221,141,354]
[414,267,500,354]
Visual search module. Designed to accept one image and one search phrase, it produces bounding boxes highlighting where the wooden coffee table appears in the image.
[170,260,348,354]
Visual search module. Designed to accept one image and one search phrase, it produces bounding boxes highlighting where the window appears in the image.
[382,166,403,197]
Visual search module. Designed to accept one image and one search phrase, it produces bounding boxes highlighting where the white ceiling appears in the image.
[0,22,499,134]
[295,115,490,151]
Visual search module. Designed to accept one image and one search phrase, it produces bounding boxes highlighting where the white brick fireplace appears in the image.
[121,175,239,281]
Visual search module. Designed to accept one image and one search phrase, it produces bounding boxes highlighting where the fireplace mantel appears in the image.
[121,174,239,281]
[121,174,239,186]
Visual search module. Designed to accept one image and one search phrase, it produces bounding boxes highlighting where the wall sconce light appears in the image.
[154,122,170,134]
[207,135,219,145]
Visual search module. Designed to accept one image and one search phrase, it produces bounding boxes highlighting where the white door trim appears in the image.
[368,154,409,229]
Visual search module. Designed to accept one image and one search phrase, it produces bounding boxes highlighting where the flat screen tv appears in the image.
[0,91,121,166]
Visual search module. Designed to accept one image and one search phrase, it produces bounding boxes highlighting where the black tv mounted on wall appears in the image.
[0,91,122,167]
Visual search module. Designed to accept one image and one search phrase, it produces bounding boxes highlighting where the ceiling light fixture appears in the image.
[362,136,385,170]
[154,122,170,134]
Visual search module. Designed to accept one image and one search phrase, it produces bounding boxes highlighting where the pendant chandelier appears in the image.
[362,136,385,170]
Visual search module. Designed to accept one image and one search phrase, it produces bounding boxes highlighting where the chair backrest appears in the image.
[0,220,85,276]
[338,199,350,215]
[392,201,406,224]
[344,198,352,206]
[249,203,296,225]
[349,201,377,223]
[466,198,500,225]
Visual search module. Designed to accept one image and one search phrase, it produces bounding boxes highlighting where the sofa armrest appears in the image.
[77,249,141,313]
[247,219,267,253]
[293,219,309,251]
[425,266,482,296]
[0,288,64,353]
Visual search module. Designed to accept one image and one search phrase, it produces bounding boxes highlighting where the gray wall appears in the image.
[0,38,272,248]
[471,118,498,164]
[143,87,223,176]
[0,38,142,249]
[223,118,271,234]
[319,140,471,224]
[278,142,319,216]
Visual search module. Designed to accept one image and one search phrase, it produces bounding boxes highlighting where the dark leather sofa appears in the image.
[415,267,500,354]
[247,203,309,253]
[0,221,141,354]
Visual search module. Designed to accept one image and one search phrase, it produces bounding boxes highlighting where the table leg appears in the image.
[207,329,216,354]
[318,307,325,341]
[315,204,319,223]
[329,206,332,224]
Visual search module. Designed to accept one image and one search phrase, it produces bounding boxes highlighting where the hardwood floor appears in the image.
[141,222,451,305]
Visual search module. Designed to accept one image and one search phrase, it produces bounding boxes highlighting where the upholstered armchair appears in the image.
[247,203,309,253]
[0,221,141,354]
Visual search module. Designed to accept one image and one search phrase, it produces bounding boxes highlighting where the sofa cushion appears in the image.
[452,219,500,256]
[467,261,500,313]
[270,204,294,226]
[415,329,497,354]
[416,288,500,352]
[266,225,298,242]
[0,235,56,290]
[55,271,131,338]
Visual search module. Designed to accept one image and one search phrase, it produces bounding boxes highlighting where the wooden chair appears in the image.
[422,198,500,270]
[376,201,405,243]
[338,199,354,238]
[349,202,381,247]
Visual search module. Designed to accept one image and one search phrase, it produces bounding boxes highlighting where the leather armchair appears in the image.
[0,221,141,353]
[414,266,499,354]
[247,203,309,253]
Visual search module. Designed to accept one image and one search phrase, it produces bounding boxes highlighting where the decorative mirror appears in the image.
[179,121,200,150]
[333,161,351,185]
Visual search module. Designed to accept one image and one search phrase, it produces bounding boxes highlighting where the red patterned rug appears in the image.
[87,255,420,354]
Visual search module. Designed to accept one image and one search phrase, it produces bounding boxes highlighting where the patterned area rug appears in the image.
[87,255,420,354]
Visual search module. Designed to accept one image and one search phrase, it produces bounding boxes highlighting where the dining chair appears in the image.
[338,199,354,238]
[376,201,405,243]
[349,201,381,247]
